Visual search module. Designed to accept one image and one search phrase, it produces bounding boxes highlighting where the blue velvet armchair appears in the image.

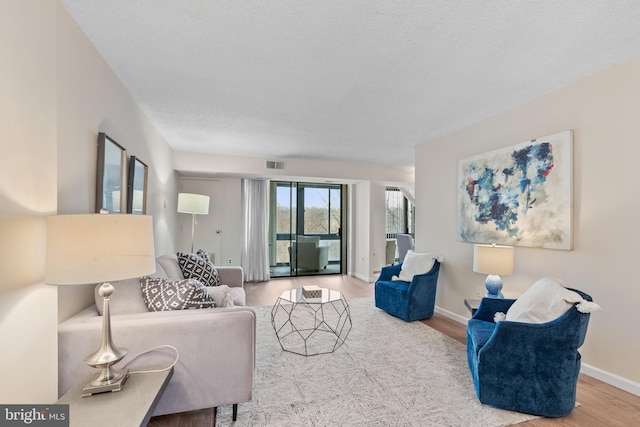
[466,288,593,417]
[374,260,441,322]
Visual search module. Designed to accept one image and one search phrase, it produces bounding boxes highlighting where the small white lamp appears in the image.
[473,244,514,298]
[45,212,155,396]
[177,192,210,252]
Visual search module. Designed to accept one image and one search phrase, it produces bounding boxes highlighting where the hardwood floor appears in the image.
[243,274,375,307]
[423,315,640,426]
[150,274,640,426]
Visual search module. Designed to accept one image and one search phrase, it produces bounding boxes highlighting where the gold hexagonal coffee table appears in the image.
[271,287,352,356]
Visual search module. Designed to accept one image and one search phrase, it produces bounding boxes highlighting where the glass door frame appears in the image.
[270,181,346,277]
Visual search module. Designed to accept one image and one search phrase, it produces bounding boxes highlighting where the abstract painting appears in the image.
[457,130,573,250]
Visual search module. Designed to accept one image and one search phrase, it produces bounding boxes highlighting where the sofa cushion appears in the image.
[140,276,215,311]
[505,277,583,323]
[375,280,410,294]
[177,252,221,287]
[206,285,247,307]
[156,254,184,279]
[151,259,169,279]
[94,278,149,315]
[396,250,436,282]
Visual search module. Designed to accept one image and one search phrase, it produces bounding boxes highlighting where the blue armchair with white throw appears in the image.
[466,277,600,417]
[374,251,442,322]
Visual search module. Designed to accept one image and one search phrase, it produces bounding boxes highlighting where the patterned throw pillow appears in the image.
[176,251,221,287]
[140,276,215,311]
[197,249,211,261]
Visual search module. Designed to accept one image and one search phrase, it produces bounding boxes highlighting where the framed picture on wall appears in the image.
[96,133,127,213]
[457,130,573,250]
[127,155,148,214]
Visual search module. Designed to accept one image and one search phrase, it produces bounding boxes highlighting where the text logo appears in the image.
[1,405,68,426]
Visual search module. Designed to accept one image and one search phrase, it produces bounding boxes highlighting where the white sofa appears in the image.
[58,254,256,417]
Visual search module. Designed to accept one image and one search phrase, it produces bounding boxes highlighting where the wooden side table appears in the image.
[464,298,481,316]
[57,368,173,427]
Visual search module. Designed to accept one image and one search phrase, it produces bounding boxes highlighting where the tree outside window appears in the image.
[385,187,414,238]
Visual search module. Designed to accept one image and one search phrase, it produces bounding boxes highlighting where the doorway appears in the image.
[178,178,223,263]
[269,181,345,277]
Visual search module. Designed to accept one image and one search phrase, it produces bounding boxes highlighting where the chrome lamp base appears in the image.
[82,368,129,397]
[82,282,129,397]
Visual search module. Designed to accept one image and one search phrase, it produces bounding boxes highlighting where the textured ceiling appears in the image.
[61,1,640,168]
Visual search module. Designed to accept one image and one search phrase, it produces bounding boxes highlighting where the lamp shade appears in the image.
[473,244,514,276]
[45,214,156,285]
[177,193,210,215]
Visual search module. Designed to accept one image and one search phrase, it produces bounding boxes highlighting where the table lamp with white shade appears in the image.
[473,243,515,298]
[177,192,210,253]
[45,212,155,396]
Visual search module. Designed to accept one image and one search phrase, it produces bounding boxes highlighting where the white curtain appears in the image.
[241,179,270,282]
[399,184,416,205]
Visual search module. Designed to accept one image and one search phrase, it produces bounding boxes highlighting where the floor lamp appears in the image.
[177,192,210,253]
[45,213,156,396]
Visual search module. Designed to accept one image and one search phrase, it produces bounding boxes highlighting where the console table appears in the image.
[57,368,173,427]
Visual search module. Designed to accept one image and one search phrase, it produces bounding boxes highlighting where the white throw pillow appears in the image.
[206,285,240,308]
[397,250,436,282]
[505,277,583,323]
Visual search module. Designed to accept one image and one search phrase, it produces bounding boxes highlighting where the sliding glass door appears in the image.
[270,181,344,277]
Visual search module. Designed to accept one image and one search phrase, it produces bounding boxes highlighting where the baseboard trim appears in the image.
[580,364,640,397]
[434,305,469,324]
[433,304,640,398]
[354,273,375,283]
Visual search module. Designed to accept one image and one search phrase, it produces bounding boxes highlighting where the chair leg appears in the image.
[232,404,238,421]
[212,407,217,426]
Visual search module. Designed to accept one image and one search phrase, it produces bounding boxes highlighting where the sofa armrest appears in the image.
[216,266,243,287]
[59,306,256,416]
[377,264,402,282]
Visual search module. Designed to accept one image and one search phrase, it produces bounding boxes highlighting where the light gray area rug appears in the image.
[215,297,537,426]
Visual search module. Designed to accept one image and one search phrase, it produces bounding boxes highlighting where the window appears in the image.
[385,187,414,238]
[301,186,341,235]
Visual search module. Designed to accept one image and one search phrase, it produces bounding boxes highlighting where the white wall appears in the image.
[177,178,224,256]
[370,182,388,277]
[56,2,179,321]
[176,175,389,280]
[351,181,392,282]
[175,144,415,282]
[177,177,243,268]
[174,151,414,184]
[415,56,640,393]
[1,0,181,403]
[178,162,401,282]
[0,0,58,404]
[353,182,373,281]
[221,178,243,266]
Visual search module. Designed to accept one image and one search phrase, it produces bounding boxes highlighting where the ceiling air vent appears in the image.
[266,160,285,170]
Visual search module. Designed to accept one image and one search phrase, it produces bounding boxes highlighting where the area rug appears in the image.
[215,297,538,426]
